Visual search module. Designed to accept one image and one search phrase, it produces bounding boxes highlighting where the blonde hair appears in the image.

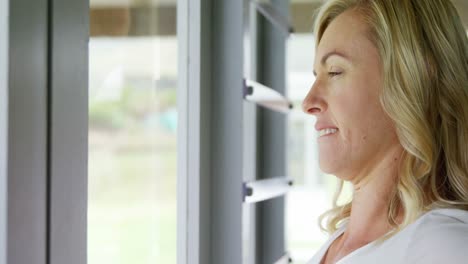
[314,0,468,240]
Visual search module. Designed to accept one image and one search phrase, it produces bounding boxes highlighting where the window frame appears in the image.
[48,0,88,263]
[177,0,244,263]
[7,0,49,263]
[5,0,88,263]
[254,1,289,263]
[0,0,8,262]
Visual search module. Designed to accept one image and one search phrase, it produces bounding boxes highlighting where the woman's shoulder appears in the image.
[410,208,468,241]
[420,206,467,219]
[403,208,468,263]
[413,208,468,233]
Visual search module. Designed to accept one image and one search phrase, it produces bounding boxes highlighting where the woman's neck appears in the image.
[341,145,404,247]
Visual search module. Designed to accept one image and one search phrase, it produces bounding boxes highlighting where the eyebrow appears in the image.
[313,51,350,76]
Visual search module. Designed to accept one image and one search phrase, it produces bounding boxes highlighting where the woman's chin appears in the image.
[318,161,349,181]
[318,159,337,175]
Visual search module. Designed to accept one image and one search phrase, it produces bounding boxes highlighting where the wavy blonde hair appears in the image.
[314,0,468,240]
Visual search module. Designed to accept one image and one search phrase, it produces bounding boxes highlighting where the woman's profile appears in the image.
[302,0,468,263]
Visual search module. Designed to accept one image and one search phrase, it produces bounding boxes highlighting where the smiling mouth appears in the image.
[318,128,338,137]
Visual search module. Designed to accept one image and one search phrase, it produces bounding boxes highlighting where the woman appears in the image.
[302,0,468,263]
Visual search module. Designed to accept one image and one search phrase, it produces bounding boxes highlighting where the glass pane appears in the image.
[88,1,177,264]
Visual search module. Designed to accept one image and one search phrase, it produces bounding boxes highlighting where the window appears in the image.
[88,1,177,263]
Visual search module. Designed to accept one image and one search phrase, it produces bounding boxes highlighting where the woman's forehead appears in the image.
[315,10,377,66]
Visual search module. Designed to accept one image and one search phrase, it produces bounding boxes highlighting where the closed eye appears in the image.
[328,72,342,77]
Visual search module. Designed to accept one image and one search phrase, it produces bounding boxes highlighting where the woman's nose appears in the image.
[302,82,326,115]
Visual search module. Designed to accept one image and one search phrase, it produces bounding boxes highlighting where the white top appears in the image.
[307,208,468,264]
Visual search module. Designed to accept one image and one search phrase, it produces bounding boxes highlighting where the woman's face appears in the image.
[302,10,401,181]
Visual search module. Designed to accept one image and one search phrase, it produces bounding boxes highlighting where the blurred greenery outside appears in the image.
[89,86,177,131]
[88,80,177,264]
